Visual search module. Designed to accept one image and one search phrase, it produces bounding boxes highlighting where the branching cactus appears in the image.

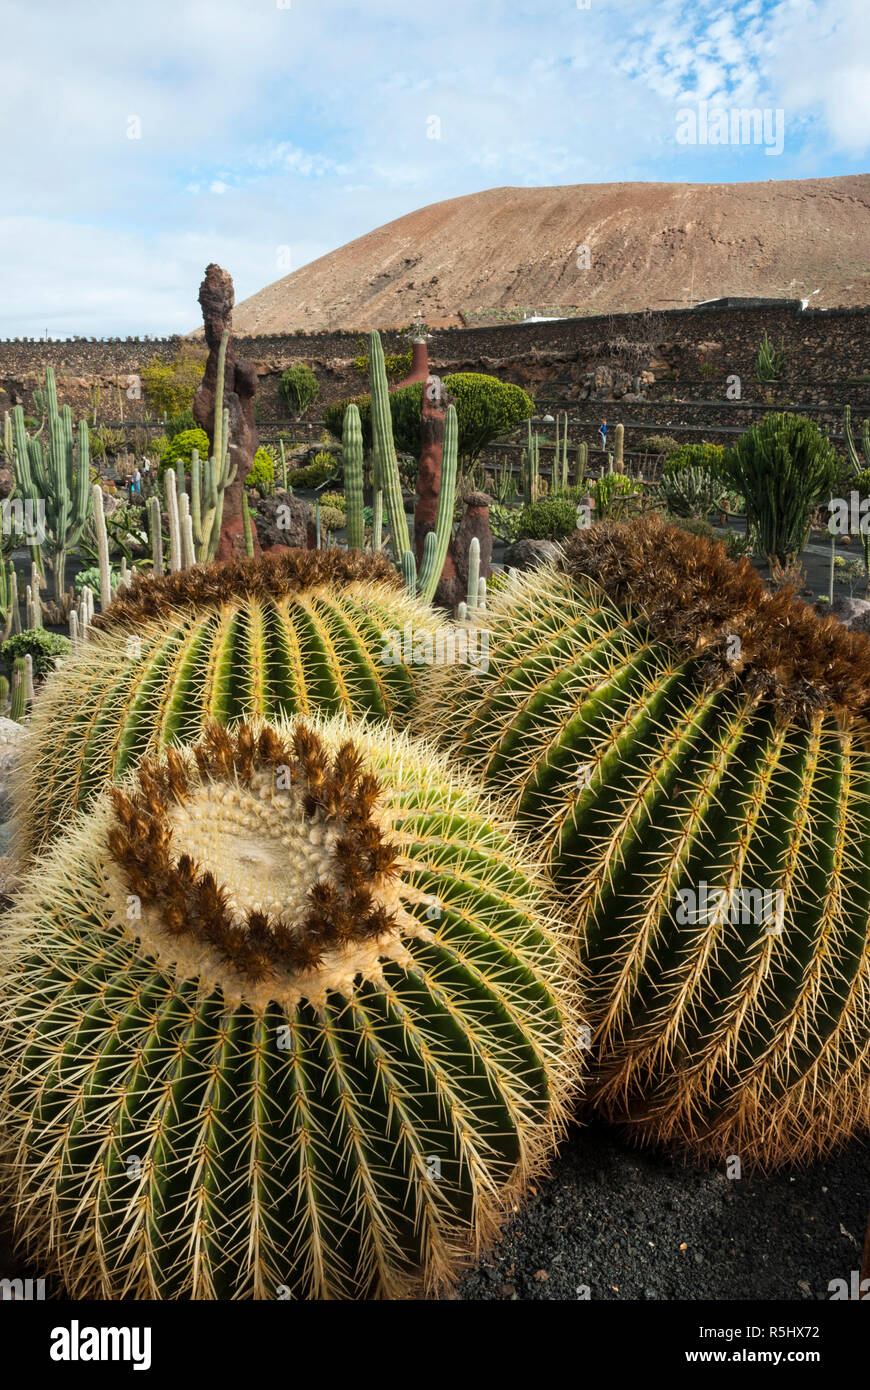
[13,548,444,857]
[11,368,91,602]
[418,516,870,1168]
[0,716,579,1299]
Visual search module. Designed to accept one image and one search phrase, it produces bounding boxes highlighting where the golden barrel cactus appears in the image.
[0,716,579,1299]
[420,517,870,1168]
[14,549,443,857]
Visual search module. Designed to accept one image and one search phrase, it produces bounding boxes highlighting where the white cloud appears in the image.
[0,0,865,334]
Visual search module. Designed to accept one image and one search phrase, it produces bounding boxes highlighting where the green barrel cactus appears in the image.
[14,548,443,857]
[420,516,870,1169]
[0,716,578,1299]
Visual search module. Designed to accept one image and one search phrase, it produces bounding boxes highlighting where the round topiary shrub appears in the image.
[157,428,211,480]
[13,549,443,858]
[418,515,870,1168]
[0,716,578,1299]
[324,375,534,467]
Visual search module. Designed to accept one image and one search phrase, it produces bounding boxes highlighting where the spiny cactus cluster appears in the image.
[13,548,444,857]
[420,516,870,1168]
[0,717,577,1299]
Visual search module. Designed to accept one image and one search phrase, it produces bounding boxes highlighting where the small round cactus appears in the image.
[14,548,443,857]
[419,517,870,1169]
[0,716,578,1299]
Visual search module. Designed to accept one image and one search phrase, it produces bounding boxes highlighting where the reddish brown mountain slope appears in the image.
[232,175,870,332]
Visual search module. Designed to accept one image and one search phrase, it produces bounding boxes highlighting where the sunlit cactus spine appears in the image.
[418,516,870,1169]
[0,716,578,1299]
[13,548,445,858]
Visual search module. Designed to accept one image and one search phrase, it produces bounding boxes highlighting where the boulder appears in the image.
[253,490,309,551]
[503,538,560,572]
[831,595,870,635]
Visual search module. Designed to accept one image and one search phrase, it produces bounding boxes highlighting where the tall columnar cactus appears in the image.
[92,484,113,611]
[0,716,577,1300]
[370,330,411,562]
[342,403,365,550]
[0,557,18,639]
[419,516,870,1168]
[11,368,91,602]
[576,441,588,481]
[9,657,27,722]
[416,405,458,603]
[466,536,480,615]
[613,422,624,473]
[844,404,870,473]
[147,495,164,576]
[13,549,446,858]
[523,422,540,506]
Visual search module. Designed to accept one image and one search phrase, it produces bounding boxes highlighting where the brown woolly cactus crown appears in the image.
[562,516,870,726]
[106,720,414,1009]
[93,546,401,631]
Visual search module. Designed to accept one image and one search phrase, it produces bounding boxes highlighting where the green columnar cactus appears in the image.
[844,405,870,473]
[466,536,480,615]
[92,484,113,611]
[11,369,91,602]
[9,657,26,722]
[279,438,288,492]
[0,674,8,709]
[419,516,870,1168]
[401,548,417,592]
[0,557,17,639]
[370,331,411,562]
[13,549,446,858]
[343,404,365,550]
[576,441,588,481]
[614,422,624,473]
[0,715,577,1300]
[417,405,459,603]
[242,491,255,558]
[164,467,182,572]
[147,495,164,576]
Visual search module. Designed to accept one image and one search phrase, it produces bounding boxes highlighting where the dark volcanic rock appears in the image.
[503,537,560,571]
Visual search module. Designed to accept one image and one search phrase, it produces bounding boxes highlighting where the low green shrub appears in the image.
[516,496,578,541]
[288,452,340,490]
[157,429,211,480]
[490,504,524,543]
[2,629,71,679]
[165,409,197,439]
[663,442,725,478]
[639,434,680,456]
[245,447,275,494]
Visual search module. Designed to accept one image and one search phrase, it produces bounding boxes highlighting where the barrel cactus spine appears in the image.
[0,715,580,1299]
[13,548,446,858]
[418,516,870,1169]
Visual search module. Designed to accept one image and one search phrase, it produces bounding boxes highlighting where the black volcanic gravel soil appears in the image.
[453,1120,869,1302]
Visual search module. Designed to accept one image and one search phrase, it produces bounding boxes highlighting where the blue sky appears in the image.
[1,0,867,336]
